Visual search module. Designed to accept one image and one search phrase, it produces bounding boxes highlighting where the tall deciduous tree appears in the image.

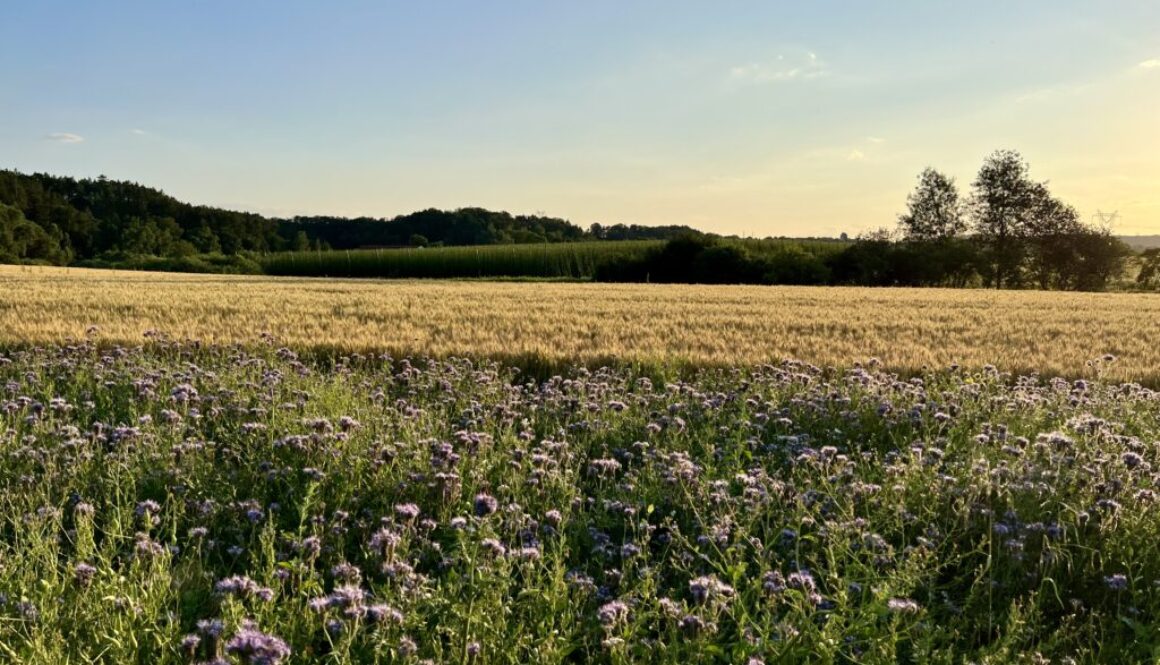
[970,150,1042,287]
[898,168,966,240]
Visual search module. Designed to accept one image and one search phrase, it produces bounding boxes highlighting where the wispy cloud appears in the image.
[1139,58,1160,70]
[846,149,866,162]
[131,128,149,136]
[866,136,886,144]
[728,52,827,84]
[1014,81,1093,104]
[45,132,85,144]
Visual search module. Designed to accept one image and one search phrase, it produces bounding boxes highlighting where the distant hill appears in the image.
[1121,236,1160,251]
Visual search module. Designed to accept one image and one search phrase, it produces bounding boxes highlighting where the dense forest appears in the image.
[0,170,279,262]
[0,153,1149,291]
[0,170,703,265]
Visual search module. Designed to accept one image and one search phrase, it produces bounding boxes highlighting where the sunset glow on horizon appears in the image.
[2,1,1157,235]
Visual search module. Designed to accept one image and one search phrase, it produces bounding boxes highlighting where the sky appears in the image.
[1,1,1158,236]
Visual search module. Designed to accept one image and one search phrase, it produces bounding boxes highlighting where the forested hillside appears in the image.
[0,170,702,264]
[0,170,280,262]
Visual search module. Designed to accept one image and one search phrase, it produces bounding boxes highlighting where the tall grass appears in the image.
[260,241,662,279]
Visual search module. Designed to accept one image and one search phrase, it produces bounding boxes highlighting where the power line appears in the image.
[1091,209,1120,228]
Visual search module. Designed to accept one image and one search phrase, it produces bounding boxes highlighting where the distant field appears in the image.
[1122,235,1160,251]
[257,238,846,280]
[2,265,1159,383]
[259,241,662,279]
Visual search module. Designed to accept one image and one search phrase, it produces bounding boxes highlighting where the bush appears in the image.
[595,235,837,286]
[761,246,831,285]
[74,252,263,275]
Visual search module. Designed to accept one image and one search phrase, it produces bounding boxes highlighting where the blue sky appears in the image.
[2,1,1158,234]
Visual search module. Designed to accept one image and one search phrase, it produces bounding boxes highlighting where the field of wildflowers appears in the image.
[2,336,1159,663]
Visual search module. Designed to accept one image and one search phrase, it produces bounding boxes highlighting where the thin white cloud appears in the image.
[131,128,148,135]
[1014,81,1093,104]
[45,132,84,144]
[866,136,886,144]
[846,150,866,162]
[728,51,827,84]
[1139,59,1160,70]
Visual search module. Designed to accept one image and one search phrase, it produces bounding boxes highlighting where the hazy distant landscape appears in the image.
[1122,235,1160,250]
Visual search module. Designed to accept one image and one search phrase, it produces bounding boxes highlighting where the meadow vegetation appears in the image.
[1,338,1158,663]
[2,266,1160,663]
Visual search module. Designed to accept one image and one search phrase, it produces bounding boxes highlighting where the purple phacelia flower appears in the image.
[197,618,225,637]
[308,597,330,613]
[394,503,421,521]
[1122,452,1145,469]
[762,570,786,594]
[364,604,405,624]
[689,575,735,605]
[1105,574,1129,590]
[588,458,622,477]
[225,621,291,665]
[180,633,201,653]
[331,562,362,583]
[678,614,714,636]
[214,575,275,602]
[473,493,498,517]
[597,600,629,626]
[74,562,97,586]
[370,527,402,553]
[397,636,418,657]
[786,570,816,593]
[480,538,506,557]
[299,535,322,559]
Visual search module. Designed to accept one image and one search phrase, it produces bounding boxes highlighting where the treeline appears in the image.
[0,153,1145,291]
[0,169,700,265]
[594,232,1124,290]
[891,150,1131,290]
[281,208,598,249]
[594,150,1131,290]
[0,171,280,263]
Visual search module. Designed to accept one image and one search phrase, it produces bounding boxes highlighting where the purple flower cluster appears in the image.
[1,341,1157,661]
[225,621,291,665]
[215,576,275,602]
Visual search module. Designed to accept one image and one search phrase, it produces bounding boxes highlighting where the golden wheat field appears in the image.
[2,264,1159,382]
